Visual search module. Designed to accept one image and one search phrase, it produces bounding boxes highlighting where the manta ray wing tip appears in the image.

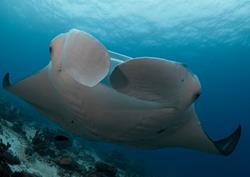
[214,124,242,156]
[2,72,11,89]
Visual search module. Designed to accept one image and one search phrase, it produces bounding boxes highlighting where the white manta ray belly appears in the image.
[3,29,241,156]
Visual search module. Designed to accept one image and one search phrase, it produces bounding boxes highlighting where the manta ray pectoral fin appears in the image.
[2,66,64,120]
[2,67,50,101]
[160,107,241,156]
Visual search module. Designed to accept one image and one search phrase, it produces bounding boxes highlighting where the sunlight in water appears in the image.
[2,0,250,48]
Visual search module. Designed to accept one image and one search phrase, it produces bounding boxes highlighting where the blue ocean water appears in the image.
[0,0,250,176]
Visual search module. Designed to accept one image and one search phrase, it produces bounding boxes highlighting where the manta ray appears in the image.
[2,29,241,156]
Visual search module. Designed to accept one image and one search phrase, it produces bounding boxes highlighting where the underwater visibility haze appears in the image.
[0,0,250,177]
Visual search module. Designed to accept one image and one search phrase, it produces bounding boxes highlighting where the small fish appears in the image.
[54,135,69,142]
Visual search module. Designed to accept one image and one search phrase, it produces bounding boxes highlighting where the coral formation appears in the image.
[0,95,145,177]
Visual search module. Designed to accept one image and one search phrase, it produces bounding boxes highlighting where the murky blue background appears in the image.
[0,0,250,176]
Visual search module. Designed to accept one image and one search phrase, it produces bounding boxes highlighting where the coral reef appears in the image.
[0,139,20,165]
[0,139,38,177]
[0,95,145,177]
